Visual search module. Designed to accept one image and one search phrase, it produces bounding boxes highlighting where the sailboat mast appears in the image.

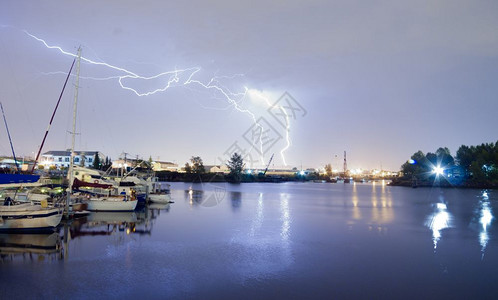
[31,58,76,173]
[66,47,82,217]
[0,102,20,173]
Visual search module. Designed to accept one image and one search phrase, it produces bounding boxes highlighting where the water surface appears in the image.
[1,182,497,299]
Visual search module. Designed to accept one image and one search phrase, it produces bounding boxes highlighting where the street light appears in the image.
[433,165,444,176]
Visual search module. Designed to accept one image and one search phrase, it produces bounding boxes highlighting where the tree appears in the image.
[426,152,437,166]
[79,153,86,167]
[400,142,498,187]
[93,153,101,169]
[102,156,112,171]
[227,152,244,183]
[190,156,205,174]
[147,156,153,170]
[324,164,333,177]
[401,150,430,178]
[436,147,454,167]
[456,145,473,175]
[184,162,192,174]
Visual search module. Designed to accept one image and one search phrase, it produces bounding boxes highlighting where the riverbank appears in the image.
[389,177,498,189]
[155,171,322,183]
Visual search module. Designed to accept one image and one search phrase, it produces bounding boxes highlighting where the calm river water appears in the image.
[1,182,497,299]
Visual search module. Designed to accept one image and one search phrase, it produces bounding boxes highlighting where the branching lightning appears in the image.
[246,89,291,166]
[22,30,295,166]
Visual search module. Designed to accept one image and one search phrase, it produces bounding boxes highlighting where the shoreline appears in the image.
[389,179,497,190]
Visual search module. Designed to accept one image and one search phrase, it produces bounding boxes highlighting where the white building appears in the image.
[152,161,179,172]
[40,150,105,169]
[204,165,230,174]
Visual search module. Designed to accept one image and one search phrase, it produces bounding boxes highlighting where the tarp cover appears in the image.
[73,178,113,189]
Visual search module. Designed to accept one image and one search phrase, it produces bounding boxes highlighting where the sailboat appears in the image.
[85,194,138,212]
[0,202,63,232]
[0,173,40,185]
[0,101,64,232]
[65,48,137,212]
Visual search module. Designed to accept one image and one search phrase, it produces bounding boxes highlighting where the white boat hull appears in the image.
[0,204,63,231]
[148,193,171,204]
[86,198,138,212]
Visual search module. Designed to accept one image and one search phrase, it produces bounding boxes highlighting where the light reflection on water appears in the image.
[477,190,493,258]
[351,183,361,220]
[249,193,264,237]
[0,232,62,262]
[279,193,292,267]
[229,190,294,280]
[349,182,393,233]
[426,195,452,251]
[2,183,498,299]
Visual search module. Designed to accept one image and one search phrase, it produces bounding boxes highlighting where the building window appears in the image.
[59,157,62,162]
[88,158,93,163]
[65,157,69,162]
[74,157,80,163]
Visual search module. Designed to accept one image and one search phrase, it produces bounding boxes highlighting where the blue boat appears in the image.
[0,173,40,185]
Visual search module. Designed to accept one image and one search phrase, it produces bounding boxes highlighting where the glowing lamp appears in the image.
[433,166,444,176]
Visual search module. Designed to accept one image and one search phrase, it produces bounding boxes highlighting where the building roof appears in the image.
[0,158,22,164]
[43,150,101,156]
[153,161,177,165]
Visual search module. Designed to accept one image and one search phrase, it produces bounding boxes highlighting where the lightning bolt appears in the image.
[246,89,291,166]
[21,30,290,166]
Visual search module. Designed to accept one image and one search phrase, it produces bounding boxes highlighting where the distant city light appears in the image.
[246,169,252,174]
[299,170,305,175]
[408,159,416,164]
[433,165,444,176]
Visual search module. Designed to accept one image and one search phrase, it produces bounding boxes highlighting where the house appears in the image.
[40,150,105,169]
[204,165,230,174]
[0,158,22,169]
[152,161,179,172]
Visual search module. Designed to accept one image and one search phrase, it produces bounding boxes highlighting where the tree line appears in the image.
[398,141,498,187]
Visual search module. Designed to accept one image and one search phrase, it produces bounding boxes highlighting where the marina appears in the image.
[2,1,498,298]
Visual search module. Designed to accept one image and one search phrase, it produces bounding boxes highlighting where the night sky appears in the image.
[1,1,497,170]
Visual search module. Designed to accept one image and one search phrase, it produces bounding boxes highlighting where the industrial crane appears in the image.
[262,154,274,176]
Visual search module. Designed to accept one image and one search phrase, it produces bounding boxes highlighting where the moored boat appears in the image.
[85,196,138,212]
[0,201,63,232]
[148,193,172,204]
[0,173,40,185]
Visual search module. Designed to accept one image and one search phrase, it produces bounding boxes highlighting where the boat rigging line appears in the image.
[0,102,20,173]
[31,57,76,173]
